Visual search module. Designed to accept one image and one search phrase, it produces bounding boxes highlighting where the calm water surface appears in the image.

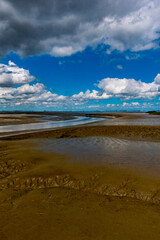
[94,113,160,126]
[39,136,160,175]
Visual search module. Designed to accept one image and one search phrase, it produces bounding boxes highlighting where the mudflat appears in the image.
[2,124,159,141]
[0,113,75,126]
[0,113,160,240]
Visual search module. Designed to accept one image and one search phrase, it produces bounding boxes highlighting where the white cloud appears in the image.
[122,102,140,107]
[88,105,101,109]
[125,53,140,60]
[69,74,160,103]
[72,90,112,100]
[51,46,79,57]
[154,74,160,84]
[103,1,160,53]
[117,65,123,69]
[131,102,140,106]
[96,75,160,100]
[0,61,35,87]
[106,104,115,107]
[8,61,16,66]
[0,61,67,108]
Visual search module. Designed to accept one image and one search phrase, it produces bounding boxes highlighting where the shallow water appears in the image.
[96,113,160,126]
[39,136,160,174]
[0,116,104,135]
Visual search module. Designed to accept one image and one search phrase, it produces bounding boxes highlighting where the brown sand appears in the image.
[2,125,160,141]
[1,140,160,239]
[0,113,75,126]
[0,115,42,126]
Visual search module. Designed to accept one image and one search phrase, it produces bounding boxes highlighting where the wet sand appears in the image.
[0,113,76,126]
[0,114,42,126]
[1,140,160,239]
[38,136,160,177]
[2,124,160,141]
[0,113,160,239]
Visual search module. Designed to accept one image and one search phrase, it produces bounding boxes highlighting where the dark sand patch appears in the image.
[2,125,160,141]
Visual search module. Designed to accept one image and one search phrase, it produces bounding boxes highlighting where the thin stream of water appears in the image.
[0,116,105,137]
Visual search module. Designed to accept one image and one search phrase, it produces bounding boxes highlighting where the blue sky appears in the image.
[0,0,160,111]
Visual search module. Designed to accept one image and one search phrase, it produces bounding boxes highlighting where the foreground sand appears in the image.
[1,136,160,240]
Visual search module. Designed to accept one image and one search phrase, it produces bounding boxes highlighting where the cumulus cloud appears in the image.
[0,0,160,57]
[0,61,67,107]
[70,74,160,103]
[122,102,140,107]
[97,75,160,100]
[0,61,35,87]
[0,83,67,107]
[72,90,112,100]
[72,75,160,101]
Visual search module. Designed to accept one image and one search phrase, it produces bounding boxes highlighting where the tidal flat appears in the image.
[0,112,160,240]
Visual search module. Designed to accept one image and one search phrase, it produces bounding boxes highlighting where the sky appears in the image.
[0,0,160,111]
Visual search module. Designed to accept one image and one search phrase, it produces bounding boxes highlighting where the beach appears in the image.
[0,112,160,239]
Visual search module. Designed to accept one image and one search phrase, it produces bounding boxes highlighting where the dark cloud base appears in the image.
[0,0,159,57]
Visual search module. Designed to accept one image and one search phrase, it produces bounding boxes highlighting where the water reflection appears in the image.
[0,116,103,134]
[39,136,160,173]
[96,114,160,126]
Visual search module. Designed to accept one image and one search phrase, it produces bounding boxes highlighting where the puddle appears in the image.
[39,136,160,174]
